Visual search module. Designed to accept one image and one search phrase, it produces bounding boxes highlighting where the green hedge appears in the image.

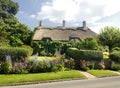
[67,48,103,61]
[0,47,33,62]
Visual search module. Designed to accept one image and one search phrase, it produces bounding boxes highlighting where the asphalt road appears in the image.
[1,76,120,88]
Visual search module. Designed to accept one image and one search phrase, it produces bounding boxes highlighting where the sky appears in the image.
[13,0,120,33]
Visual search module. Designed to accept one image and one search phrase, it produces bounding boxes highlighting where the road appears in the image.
[1,76,120,88]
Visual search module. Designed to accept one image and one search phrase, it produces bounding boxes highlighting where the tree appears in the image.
[98,26,120,51]
[0,0,18,18]
[0,0,32,47]
[74,37,99,50]
[0,19,9,46]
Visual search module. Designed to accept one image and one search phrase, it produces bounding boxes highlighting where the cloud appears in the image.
[29,0,120,33]
[29,14,36,18]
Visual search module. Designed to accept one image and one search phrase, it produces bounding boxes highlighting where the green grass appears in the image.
[29,56,56,61]
[87,70,118,77]
[0,70,86,84]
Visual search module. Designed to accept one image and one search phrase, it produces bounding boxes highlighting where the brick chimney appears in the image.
[83,20,87,30]
[39,20,42,26]
[62,20,65,27]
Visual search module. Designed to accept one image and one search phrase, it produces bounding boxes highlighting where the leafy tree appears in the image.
[75,37,99,50]
[0,19,9,46]
[0,0,32,47]
[0,0,18,18]
[98,26,120,51]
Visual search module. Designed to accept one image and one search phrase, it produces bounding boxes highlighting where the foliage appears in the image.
[0,56,75,74]
[75,37,99,50]
[98,26,120,51]
[94,61,105,70]
[112,47,120,52]
[0,0,32,47]
[87,63,94,70]
[32,37,99,56]
[109,51,120,63]
[29,59,66,73]
[0,47,33,62]
[64,58,75,70]
[0,0,18,17]
[32,41,72,56]
[79,60,89,71]
[2,57,12,74]
[67,48,103,61]
[12,62,28,74]
[111,63,120,71]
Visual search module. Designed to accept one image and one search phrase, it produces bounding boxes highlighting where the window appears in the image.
[70,37,79,42]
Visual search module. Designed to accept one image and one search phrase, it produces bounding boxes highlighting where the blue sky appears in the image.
[14,0,120,33]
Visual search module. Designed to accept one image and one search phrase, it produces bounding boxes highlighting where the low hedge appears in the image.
[0,47,33,62]
[67,48,103,61]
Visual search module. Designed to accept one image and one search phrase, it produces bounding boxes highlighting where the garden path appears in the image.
[79,71,97,79]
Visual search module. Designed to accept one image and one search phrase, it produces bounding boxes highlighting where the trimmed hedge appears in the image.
[0,47,33,62]
[67,48,103,61]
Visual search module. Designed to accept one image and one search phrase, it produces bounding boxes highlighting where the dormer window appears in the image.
[69,37,80,42]
[42,38,51,43]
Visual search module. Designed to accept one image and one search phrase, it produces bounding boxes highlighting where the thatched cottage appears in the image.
[33,21,97,42]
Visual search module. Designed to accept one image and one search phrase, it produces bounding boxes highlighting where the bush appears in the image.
[111,63,120,71]
[81,66,89,71]
[87,63,94,70]
[94,61,105,70]
[0,47,33,62]
[64,58,75,70]
[110,51,120,63]
[12,62,28,74]
[3,60,12,74]
[67,48,103,61]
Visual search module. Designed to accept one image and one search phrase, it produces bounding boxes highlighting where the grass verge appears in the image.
[0,70,86,85]
[87,70,118,77]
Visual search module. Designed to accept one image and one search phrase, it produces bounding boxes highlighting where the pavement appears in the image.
[79,71,97,79]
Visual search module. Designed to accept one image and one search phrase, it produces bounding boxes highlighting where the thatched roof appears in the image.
[33,26,97,41]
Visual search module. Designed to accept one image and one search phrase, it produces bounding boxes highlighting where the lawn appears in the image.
[87,70,118,77]
[0,70,86,85]
[29,56,56,61]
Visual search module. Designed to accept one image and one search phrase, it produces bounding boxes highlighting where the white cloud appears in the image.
[29,15,36,18]
[33,0,120,33]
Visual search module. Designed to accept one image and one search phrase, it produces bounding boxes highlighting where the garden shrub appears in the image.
[111,63,120,71]
[3,60,12,74]
[67,48,103,61]
[12,62,28,74]
[64,58,75,70]
[0,47,33,62]
[79,60,89,71]
[110,51,120,63]
[94,61,105,70]
[103,59,112,69]
[87,63,94,70]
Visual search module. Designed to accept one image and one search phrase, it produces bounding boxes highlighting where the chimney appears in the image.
[83,20,87,30]
[39,20,42,26]
[62,20,65,27]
